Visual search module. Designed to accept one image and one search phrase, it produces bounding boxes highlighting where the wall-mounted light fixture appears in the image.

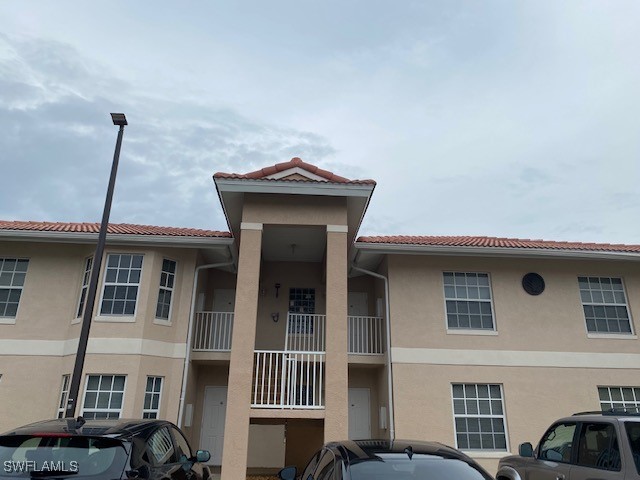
[271,312,280,323]
[275,283,281,298]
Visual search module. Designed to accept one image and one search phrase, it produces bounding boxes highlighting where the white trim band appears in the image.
[327,225,348,233]
[0,338,187,358]
[240,222,263,231]
[392,347,640,369]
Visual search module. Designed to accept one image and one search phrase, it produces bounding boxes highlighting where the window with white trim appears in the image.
[599,386,640,412]
[100,254,143,316]
[155,260,176,320]
[443,272,494,330]
[76,257,93,318]
[452,383,507,451]
[57,374,70,418]
[81,375,126,419]
[143,377,163,419]
[578,277,632,334]
[0,258,29,318]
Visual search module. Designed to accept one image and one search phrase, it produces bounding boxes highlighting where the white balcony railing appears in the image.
[348,316,385,355]
[252,350,325,409]
[192,311,234,351]
[285,313,326,352]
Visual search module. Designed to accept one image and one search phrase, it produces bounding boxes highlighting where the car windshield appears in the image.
[624,422,640,475]
[0,435,128,479]
[349,453,492,480]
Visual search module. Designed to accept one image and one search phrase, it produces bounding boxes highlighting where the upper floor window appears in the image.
[155,259,176,320]
[81,374,126,419]
[100,254,143,316]
[452,383,507,451]
[578,277,632,334]
[76,257,93,318]
[0,258,29,318]
[288,288,315,334]
[443,272,494,330]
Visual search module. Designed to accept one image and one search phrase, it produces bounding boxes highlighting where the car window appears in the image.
[624,422,640,474]
[538,422,576,463]
[576,422,620,471]
[301,450,321,480]
[171,427,192,462]
[314,450,335,480]
[147,427,178,466]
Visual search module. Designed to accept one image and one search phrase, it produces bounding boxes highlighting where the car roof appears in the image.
[1,418,173,440]
[326,439,474,461]
[557,412,640,424]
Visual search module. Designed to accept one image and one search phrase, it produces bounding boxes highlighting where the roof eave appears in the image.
[214,177,375,198]
[354,242,640,261]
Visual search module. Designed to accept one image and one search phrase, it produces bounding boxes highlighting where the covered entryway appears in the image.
[200,386,227,465]
[348,387,371,439]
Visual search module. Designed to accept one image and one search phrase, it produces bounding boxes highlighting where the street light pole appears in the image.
[65,113,128,418]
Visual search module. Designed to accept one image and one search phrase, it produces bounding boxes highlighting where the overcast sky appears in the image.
[1,1,638,244]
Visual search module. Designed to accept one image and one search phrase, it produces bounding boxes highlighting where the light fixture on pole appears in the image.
[65,113,128,418]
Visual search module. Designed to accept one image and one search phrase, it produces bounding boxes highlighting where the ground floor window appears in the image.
[57,374,70,418]
[143,376,163,419]
[599,386,640,412]
[452,383,508,451]
[81,374,126,419]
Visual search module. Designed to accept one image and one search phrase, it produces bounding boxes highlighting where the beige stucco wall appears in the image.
[242,194,348,226]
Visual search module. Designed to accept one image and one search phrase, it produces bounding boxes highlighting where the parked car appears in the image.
[278,439,494,480]
[497,411,640,480]
[0,417,211,479]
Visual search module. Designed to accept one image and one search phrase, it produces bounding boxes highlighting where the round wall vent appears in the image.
[522,272,545,295]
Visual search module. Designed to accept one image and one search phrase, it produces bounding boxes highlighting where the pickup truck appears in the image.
[497,412,640,480]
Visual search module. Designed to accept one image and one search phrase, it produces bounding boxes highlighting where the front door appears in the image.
[213,289,235,312]
[348,388,371,439]
[200,386,227,465]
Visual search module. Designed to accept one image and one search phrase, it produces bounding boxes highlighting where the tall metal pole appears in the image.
[65,114,127,418]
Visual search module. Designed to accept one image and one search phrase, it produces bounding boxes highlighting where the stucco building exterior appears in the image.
[1,157,639,476]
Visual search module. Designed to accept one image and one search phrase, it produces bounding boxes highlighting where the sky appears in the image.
[0,1,638,244]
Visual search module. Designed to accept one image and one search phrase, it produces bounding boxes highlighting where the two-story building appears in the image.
[1,157,639,476]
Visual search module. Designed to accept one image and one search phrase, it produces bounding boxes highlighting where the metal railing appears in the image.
[285,313,326,352]
[192,311,234,351]
[348,316,385,354]
[252,350,325,409]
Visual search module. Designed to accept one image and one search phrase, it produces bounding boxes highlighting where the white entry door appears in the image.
[348,292,368,316]
[200,386,227,465]
[213,289,235,312]
[348,388,371,440]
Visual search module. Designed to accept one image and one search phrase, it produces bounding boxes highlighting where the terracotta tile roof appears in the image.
[214,157,376,185]
[356,235,640,253]
[0,221,231,238]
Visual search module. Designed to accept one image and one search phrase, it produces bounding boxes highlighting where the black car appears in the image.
[0,417,211,479]
[279,439,494,480]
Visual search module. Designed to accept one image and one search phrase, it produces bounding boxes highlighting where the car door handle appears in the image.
[556,475,565,480]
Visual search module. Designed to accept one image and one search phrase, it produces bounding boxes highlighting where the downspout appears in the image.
[177,260,235,428]
[350,265,395,441]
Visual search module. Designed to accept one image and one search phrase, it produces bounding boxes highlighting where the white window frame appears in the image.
[74,256,93,322]
[142,376,163,419]
[598,386,640,412]
[451,383,509,452]
[578,276,634,337]
[97,253,144,321]
[154,259,177,324]
[442,272,497,334]
[81,374,127,419]
[57,374,70,418]
[0,258,29,324]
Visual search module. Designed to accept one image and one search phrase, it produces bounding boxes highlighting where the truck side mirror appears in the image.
[519,442,534,457]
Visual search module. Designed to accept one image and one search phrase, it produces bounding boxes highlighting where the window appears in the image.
[289,288,316,334]
[539,422,577,463]
[81,375,126,419]
[100,254,143,316]
[443,272,494,330]
[143,376,163,419]
[147,427,177,466]
[155,259,176,320]
[576,422,620,471]
[452,383,507,451]
[0,258,29,318]
[578,277,632,334]
[57,374,70,418]
[599,386,640,412]
[76,257,93,318]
